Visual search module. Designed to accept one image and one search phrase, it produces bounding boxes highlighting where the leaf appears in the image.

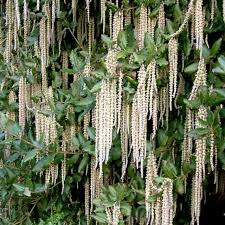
[120,202,132,216]
[6,121,22,136]
[163,161,177,179]
[214,88,225,98]
[175,179,184,195]
[212,66,225,74]
[22,149,38,163]
[92,213,108,223]
[188,128,209,139]
[156,58,168,67]
[211,38,222,56]
[90,82,102,93]
[76,97,95,106]
[117,31,127,50]
[33,155,55,172]
[71,136,80,149]
[83,144,95,155]
[13,183,25,192]
[87,127,96,140]
[69,50,84,72]
[157,130,168,146]
[78,155,89,173]
[218,55,225,71]
[184,63,198,73]
[183,98,201,109]
[101,34,113,48]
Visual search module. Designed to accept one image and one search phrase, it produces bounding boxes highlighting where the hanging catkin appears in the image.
[62,51,69,89]
[158,2,165,30]
[138,4,148,49]
[85,179,90,225]
[19,77,26,131]
[194,0,204,50]
[4,0,13,63]
[147,8,157,38]
[168,38,178,111]
[145,151,158,220]
[40,17,48,92]
[131,65,147,177]
[121,100,130,181]
[189,59,207,100]
[101,0,106,33]
[95,79,116,175]
[23,0,28,46]
[191,106,207,225]
[14,0,20,30]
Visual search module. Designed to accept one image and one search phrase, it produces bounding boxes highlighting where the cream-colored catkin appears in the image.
[106,49,117,76]
[121,100,130,181]
[194,0,204,50]
[62,51,69,89]
[189,59,207,101]
[51,0,56,46]
[14,0,20,30]
[145,151,157,219]
[19,77,26,131]
[40,17,48,92]
[168,38,178,111]
[169,0,195,39]
[112,203,121,225]
[191,106,207,225]
[90,158,103,208]
[210,132,216,172]
[161,179,174,225]
[117,70,124,133]
[210,0,216,25]
[158,2,165,29]
[112,10,124,44]
[83,112,90,139]
[72,0,77,24]
[147,8,157,38]
[85,179,90,225]
[182,109,194,166]
[8,91,16,121]
[138,4,148,49]
[86,0,90,23]
[61,130,67,194]
[146,60,157,120]
[4,0,13,63]
[101,0,106,33]
[131,65,147,177]
[95,79,116,175]
[23,0,28,46]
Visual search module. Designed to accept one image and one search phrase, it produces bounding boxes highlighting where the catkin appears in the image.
[168,38,178,111]
[19,77,26,131]
[194,0,204,50]
[131,65,147,177]
[62,51,69,89]
[138,4,148,49]
[191,106,207,225]
[101,0,106,33]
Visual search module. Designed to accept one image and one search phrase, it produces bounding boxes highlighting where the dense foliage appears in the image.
[0,0,225,224]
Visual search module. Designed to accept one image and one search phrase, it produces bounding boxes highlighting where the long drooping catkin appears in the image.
[191,106,207,225]
[131,65,147,177]
[168,38,178,111]
[19,77,26,131]
[138,4,148,49]
[194,0,204,50]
